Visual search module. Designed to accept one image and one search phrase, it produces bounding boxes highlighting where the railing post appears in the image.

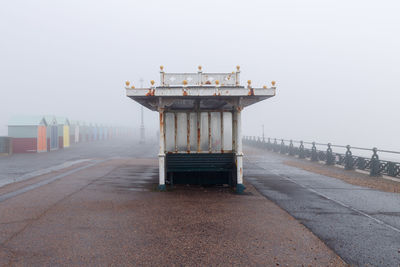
[370,147,381,177]
[344,145,354,170]
[267,138,271,150]
[326,143,335,165]
[273,138,278,152]
[280,139,285,154]
[299,141,305,159]
[311,142,318,161]
[289,140,294,156]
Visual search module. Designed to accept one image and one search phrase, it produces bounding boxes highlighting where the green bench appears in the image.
[166,153,236,185]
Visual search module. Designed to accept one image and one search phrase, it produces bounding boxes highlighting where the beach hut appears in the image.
[83,122,89,142]
[56,117,70,148]
[92,123,98,141]
[85,123,90,141]
[8,115,48,153]
[78,122,85,142]
[104,125,109,140]
[98,124,103,141]
[101,124,106,140]
[85,123,91,141]
[70,120,80,144]
[44,115,58,151]
[108,125,113,139]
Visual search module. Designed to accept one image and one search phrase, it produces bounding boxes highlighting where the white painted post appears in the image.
[235,106,245,193]
[158,107,166,190]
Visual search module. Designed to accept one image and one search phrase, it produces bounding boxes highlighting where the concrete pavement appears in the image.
[0,146,344,266]
[0,138,158,187]
[245,148,400,266]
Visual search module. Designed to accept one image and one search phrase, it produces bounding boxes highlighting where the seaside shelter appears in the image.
[125,66,276,192]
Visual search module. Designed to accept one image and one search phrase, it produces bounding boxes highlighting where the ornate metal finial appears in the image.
[271,81,276,86]
[125,81,130,86]
[160,65,164,71]
[372,147,379,159]
[150,80,155,86]
[236,65,240,71]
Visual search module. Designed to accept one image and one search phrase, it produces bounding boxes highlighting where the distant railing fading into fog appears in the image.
[243,136,400,179]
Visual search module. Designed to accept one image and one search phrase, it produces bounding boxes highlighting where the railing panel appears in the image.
[242,136,400,179]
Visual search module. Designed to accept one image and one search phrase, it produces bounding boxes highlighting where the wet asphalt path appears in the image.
[0,138,158,187]
[244,151,400,266]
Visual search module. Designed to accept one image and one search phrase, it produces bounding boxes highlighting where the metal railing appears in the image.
[243,136,400,178]
[160,69,240,87]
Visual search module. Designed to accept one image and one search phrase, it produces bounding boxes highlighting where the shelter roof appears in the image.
[126,66,276,111]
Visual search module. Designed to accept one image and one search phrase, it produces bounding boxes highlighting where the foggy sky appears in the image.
[1,0,399,150]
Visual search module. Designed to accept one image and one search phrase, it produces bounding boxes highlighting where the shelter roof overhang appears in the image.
[126,86,276,111]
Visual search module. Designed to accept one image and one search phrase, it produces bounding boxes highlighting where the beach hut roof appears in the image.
[56,116,70,125]
[44,115,57,125]
[8,115,47,126]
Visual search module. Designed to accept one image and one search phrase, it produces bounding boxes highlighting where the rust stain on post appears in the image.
[159,112,163,125]
[159,109,165,154]
[197,112,201,153]
[248,88,254,96]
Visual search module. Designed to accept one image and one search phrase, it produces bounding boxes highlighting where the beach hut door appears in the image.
[37,126,46,152]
